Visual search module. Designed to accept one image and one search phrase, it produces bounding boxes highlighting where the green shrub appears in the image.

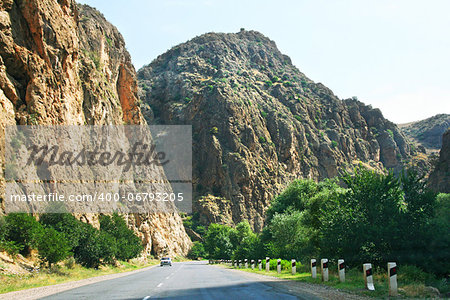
[35,226,71,267]
[74,224,116,268]
[259,136,266,143]
[387,129,394,138]
[331,140,338,148]
[0,240,23,256]
[5,213,42,255]
[187,241,206,259]
[210,127,218,134]
[39,213,84,250]
[99,213,143,261]
[269,259,291,271]
[398,265,428,283]
[261,111,268,118]
[294,115,301,122]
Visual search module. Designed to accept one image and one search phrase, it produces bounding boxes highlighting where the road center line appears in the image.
[142,296,151,300]
[157,283,163,288]
[165,276,170,279]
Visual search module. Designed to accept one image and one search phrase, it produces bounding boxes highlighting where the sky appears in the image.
[78,0,450,124]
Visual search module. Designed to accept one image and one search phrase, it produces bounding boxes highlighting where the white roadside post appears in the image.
[277,259,281,274]
[388,262,398,296]
[238,260,241,268]
[338,259,345,283]
[245,259,248,269]
[291,259,296,275]
[258,259,262,271]
[266,257,270,272]
[363,263,375,291]
[321,259,328,282]
[311,259,317,279]
[251,259,255,270]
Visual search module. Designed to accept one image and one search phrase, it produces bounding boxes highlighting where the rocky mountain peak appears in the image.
[138,30,411,230]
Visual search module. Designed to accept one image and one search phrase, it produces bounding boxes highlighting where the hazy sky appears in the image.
[78,0,450,124]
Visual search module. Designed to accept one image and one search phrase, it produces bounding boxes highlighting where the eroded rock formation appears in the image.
[0,0,190,257]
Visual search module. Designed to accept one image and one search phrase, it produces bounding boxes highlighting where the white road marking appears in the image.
[157,283,163,288]
[142,296,151,300]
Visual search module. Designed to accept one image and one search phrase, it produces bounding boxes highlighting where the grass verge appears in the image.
[0,258,159,294]
[221,264,445,298]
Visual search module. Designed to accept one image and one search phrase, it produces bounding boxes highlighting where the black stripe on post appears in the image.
[323,262,328,269]
[312,262,316,267]
[390,266,397,276]
[277,260,281,265]
[266,258,269,263]
[339,263,345,270]
[292,261,296,267]
[366,268,372,276]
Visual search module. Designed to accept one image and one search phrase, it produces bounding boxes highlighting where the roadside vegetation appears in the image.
[0,258,158,294]
[218,262,445,298]
[0,213,144,268]
[185,167,449,297]
[0,213,150,294]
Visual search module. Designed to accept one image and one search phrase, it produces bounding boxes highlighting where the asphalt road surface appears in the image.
[41,261,320,300]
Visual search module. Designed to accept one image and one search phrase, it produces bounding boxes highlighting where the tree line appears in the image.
[188,167,449,276]
[0,213,143,268]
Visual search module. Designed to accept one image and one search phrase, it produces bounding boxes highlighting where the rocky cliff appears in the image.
[138,30,411,230]
[399,114,450,151]
[0,0,190,257]
[429,129,450,193]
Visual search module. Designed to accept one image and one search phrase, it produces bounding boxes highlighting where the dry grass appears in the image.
[0,258,159,294]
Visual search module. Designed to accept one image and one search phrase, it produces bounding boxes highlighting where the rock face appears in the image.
[0,0,190,257]
[138,30,411,230]
[399,114,450,151]
[429,129,450,193]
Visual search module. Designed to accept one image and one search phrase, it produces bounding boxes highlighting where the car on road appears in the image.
[160,257,172,266]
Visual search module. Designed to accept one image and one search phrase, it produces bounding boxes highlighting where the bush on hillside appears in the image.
[99,213,143,261]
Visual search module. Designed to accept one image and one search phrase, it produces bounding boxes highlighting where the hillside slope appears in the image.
[138,30,411,230]
[399,114,450,151]
[0,0,190,256]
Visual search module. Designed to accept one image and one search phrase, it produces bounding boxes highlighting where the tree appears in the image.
[35,226,71,267]
[428,193,450,275]
[74,223,116,268]
[232,221,262,260]
[265,179,319,223]
[5,213,42,255]
[0,216,23,256]
[394,170,437,269]
[204,223,236,259]
[187,241,206,259]
[39,213,84,250]
[99,214,143,261]
[320,167,403,266]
